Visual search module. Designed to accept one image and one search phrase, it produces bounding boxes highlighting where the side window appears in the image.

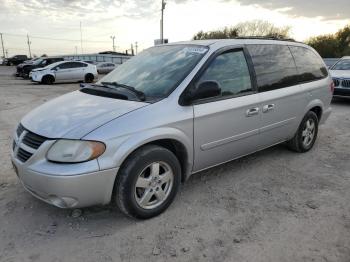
[247,44,298,92]
[197,50,253,98]
[289,46,328,82]
[71,62,87,68]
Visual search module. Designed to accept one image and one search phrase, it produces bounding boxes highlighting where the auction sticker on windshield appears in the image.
[184,47,208,54]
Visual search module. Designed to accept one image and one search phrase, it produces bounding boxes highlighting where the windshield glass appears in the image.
[33,58,44,65]
[98,45,208,100]
[331,59,350,70]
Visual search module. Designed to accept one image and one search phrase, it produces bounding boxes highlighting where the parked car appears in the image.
[11,39,332,219]
[17,57,64,78]
[97,62,117,74]
[323,58,339,69]
[3,55,28,66]
[30,61,97,84]
[329,56,350,97]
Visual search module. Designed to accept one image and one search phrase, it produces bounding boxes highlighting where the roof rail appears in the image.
[233,36,296,42]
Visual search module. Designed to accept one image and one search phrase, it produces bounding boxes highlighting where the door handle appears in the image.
[246,107,260,117]
[262,104,275,113]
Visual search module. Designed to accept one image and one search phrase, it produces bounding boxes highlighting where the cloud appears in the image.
[3,0,158,19]
[227,0,350,20]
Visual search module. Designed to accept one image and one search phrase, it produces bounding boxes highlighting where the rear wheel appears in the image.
[287,111,319,153]
[84,73,94,83]
[114,145,181,219]
[41,75,54,85]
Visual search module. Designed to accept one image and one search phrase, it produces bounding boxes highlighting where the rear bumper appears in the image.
[12,157,118,208]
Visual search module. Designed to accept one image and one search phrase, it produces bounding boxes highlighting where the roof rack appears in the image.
[233,36,296,42]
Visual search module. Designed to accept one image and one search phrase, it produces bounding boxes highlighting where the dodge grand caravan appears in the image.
[11,39,333,219]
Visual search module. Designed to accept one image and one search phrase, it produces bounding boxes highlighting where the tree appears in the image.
[193,27,239,40]
[193,20,291,40]
[235,20,291,39]
[335,25,350,57]
[307,35,339,58]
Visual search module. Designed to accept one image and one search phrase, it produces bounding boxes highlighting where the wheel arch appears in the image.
[304,99,324,121]
[106,128,193,183]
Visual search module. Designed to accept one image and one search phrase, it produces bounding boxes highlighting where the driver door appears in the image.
[191,47,262,172]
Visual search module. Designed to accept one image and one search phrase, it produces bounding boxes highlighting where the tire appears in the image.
[114,145,181,219]
[41,75,54,85]
[84,73,94,83]
[287,111,319,153]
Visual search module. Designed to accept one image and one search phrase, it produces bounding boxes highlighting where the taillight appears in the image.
[330,81,335,93]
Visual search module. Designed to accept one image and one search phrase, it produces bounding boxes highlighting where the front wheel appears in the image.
[287,111,319,153]
[41,75,55,85]
[114,145,181,219]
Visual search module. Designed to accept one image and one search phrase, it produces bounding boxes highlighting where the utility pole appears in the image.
[75,46,78,55]
[80,21,83,54]
[0,33,5,58]
[131,43,134,55]
[27,34,32,58]
[135,41,138,55]
[160,0,166,44]
[111,36,116,52]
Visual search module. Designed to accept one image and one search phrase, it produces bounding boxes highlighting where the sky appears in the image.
[0,0,349,57]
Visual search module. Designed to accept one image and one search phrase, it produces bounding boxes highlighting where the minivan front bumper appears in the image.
[12,157,118,208]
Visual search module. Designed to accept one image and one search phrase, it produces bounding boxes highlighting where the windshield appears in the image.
[33,58,44,65]
[331,59,350,70]
[98,45,208,100]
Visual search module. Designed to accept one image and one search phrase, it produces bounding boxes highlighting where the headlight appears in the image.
[47,140,106,163]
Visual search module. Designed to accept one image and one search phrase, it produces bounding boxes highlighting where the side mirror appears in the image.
[181,81,221,105]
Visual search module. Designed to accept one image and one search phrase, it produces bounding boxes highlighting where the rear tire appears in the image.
[287,111,319,153]
[41,75,54,85]
[84,73,94,83]
[114,145,181,219]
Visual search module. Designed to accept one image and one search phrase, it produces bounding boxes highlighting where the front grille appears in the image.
[342,79,350,88]
[333,78,340,87]
[14,123,49,163]
[22,131,47,149]
[17,148,33,162]
[16,124,25,137]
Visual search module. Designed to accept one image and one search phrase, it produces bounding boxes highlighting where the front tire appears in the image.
[287,111,319,153]
[41,75,54,85]
[114,145,181,219]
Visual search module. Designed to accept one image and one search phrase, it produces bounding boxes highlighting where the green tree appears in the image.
[193,27,239,40]
[307,35,339,58]
[336,25,350,56]
[193,20,291,40]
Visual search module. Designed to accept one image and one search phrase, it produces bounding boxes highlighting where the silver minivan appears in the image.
[11,39,333,219]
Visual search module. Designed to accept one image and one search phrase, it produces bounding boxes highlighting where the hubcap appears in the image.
[134,161,174,210]
[302,119,315,147]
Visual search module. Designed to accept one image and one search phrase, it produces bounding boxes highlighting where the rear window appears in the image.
[289,46,328,82]
[247,44,299,92]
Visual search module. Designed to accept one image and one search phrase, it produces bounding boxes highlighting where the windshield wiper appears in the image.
[101,81,146,101]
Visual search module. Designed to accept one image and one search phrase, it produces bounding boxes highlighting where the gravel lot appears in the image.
[1,65,350,262]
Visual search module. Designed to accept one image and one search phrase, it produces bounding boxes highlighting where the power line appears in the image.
[0,32,110,43]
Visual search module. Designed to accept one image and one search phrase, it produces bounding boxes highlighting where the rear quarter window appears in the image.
[289,46,328,82]
[247,44,299,92]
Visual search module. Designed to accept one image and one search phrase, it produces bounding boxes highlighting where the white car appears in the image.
[97,62,117,74]
[329,56,350,97]
[31,61,98,84]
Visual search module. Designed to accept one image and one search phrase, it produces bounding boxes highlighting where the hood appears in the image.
[329,70,350,79]
[21,90,149,139]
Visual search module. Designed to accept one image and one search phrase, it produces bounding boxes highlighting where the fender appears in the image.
[96,127,194,179]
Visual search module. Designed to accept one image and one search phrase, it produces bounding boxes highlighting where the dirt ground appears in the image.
[1,65,350,262]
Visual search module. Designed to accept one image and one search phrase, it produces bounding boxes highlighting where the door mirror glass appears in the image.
[188,81,221,103]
